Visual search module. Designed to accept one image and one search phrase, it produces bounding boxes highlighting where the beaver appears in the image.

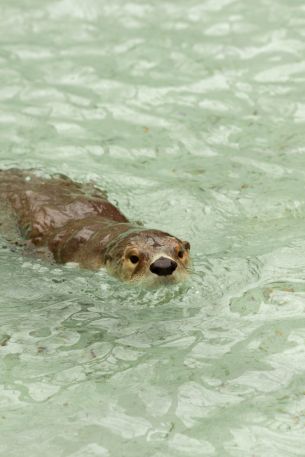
[0,169,191,284]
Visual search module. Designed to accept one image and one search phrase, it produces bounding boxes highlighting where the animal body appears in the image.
[0,169,191,284]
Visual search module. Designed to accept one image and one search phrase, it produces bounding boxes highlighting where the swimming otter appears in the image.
[0,169,191,284]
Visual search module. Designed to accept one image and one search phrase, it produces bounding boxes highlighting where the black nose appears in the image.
[150,257,177,276]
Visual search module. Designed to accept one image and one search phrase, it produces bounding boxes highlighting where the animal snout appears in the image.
[150,256,177,276]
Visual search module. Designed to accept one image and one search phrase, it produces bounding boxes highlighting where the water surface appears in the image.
[1,1,305,456]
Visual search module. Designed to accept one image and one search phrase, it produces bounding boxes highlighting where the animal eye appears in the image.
[129,255,139,264]
[178,250,184,258]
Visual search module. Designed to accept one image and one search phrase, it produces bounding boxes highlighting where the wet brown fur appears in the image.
[0,169,190,282]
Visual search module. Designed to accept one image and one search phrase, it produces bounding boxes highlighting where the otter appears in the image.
[0,169,191,284]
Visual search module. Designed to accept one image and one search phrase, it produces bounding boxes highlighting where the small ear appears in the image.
[182,240,191,250]
[104,254,112,263]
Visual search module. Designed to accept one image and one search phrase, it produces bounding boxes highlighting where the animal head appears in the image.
[105,229,191,285]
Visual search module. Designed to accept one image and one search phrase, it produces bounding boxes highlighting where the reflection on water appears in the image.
[1,0,305,456]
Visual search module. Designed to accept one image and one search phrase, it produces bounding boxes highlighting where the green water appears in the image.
[1,0,305,456]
